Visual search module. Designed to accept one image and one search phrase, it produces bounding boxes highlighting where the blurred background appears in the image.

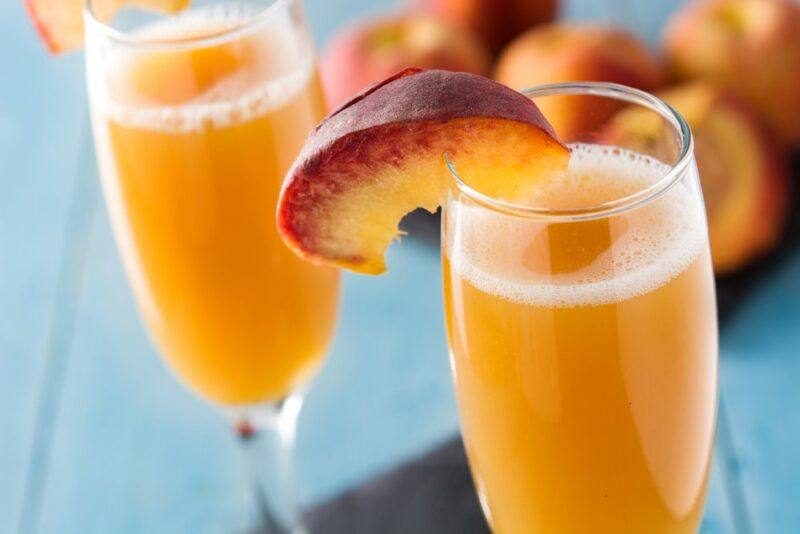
[2,0,799,532]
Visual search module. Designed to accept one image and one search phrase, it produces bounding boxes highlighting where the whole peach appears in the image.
[664,0,800,146]
[494,24,664,142]
[320,13,490,110]
[407,0,559,54]
[602,81,790,274]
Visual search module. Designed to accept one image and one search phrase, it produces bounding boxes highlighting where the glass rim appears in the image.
[444,82,694,222]
[83,0,293,51]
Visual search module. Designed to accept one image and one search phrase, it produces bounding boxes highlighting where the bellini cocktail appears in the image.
[87,1,339,406]
[85,1,338,530]
[443,138,717,533]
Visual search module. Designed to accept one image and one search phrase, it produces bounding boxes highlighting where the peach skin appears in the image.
[321,13,490,109]
[664,0,800,146]
[494,23,664,142]
[407,0,559,54]
[277,68,569,274]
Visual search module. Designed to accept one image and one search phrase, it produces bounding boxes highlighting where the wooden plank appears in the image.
[702,454,737,533]
[0,4,93,532]
[37,209,256,533]
[37,208,457,531]
[296,229,457,504]
[15,134,99,534]
[718,252,800,532]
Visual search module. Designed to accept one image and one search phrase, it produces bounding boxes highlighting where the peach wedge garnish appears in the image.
[277,68,569,274]
[26,0,190,54]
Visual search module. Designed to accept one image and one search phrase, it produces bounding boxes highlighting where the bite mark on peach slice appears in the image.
[277,68,568,274]
[26,0,190,54]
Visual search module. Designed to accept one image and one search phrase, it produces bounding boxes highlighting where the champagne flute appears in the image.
[85,1,339,530]
[442,83,718,533]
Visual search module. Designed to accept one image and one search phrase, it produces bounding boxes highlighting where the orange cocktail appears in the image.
[443,141,718,533]
[266,70,718,532]
[87,6,339,406]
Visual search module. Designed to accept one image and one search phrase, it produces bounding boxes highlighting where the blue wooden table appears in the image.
[1,0,798,532]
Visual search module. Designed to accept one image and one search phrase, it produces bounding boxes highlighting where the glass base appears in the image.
[228,395,306,534]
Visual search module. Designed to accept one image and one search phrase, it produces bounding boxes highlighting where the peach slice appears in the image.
[26,0,190,54]
[277,68,568,274]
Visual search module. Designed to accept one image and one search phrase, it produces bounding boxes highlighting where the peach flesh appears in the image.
[277,68,568,274]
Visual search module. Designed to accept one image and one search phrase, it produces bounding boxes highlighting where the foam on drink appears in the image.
[445,143,706,307]
[87,4,315,133]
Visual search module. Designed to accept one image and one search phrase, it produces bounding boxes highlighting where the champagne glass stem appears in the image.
[233,395,306,534]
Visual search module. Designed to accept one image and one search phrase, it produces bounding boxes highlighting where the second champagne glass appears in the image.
[84,0,338,531]
[442,83,718,533]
